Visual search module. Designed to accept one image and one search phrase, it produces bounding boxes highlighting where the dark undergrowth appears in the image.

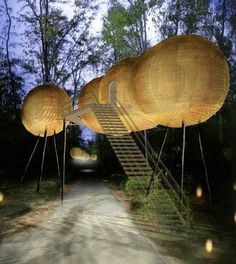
[0,179,60,219]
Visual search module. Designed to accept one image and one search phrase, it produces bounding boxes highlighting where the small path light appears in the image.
[234,212,236,223]
[0,192,4,202]
[205,239,213,253]
[196,185,203,198]
[233,182,236,191]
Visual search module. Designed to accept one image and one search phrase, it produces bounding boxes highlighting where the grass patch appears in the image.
[0,179,60,218]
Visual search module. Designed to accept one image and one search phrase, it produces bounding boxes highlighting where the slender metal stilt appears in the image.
[181,122,186,202]
[146,128,169,196]
[198,127,212,204]
[198,125,222,239]
[144,130,147,160]
[36,130,47,193]
[20,136,40,185]
[53,131,61,183]
[62,119,66,202]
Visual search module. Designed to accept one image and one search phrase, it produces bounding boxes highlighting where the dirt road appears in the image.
[0,179,165,264]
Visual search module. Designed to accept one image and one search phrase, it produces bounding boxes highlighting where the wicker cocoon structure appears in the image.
[98,57,157,132]
[78,77,104,133]
[134,35,230,127]
[90,153,97,161]
[70,147,90,160]
[22,84,72,137]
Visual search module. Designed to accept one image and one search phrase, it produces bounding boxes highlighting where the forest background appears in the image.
[0,0,235,210]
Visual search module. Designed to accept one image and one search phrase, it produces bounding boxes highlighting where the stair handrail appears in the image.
[108,94,191,224]
[79,91,191,226]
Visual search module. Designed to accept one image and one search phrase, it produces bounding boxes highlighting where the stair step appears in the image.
[110,141,135,145]
[121,162,150,167]
[115,155,145,159]
[113,150,141,154]
[95,114,120,118]
[94,111,118,114]
[100,124,126,128]
[103,129,128,132]
[99,120,124,124]
[120,160,148,164]
[104,130,128,134]
[109,139,136,144]
[124,167,153,172]
[111,142,138,146]
[109,137,133,141]
[109,135,132,139]
[126,171,152,176]
[114,150,143,154]
[105,132,128,135]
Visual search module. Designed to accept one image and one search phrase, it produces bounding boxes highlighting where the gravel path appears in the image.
[0,179,165,264]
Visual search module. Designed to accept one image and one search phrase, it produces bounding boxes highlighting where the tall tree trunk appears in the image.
[175,0,180,35]
[3,0,18,119]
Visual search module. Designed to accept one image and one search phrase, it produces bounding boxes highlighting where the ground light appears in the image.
[205,239,213,253]
[234,212,236,223]
[196,185,203,198]
[233,182,236,191]
[0,192,4,202]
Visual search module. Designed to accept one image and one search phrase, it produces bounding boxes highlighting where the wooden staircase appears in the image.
[91,104,153,178]
[90,103,192,232]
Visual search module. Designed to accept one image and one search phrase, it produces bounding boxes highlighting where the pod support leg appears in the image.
[146,127,169,196]
[20,135,40,185]
[36,130,47,193]
[181,122,186,202]
[62,119,67,202]
[198,125,212,204]
[53,131,61,184]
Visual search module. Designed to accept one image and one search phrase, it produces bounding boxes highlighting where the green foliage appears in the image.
[125,178,150,196]
[102,0,149,63]
[0,180,60,218]
[20,0,98,92]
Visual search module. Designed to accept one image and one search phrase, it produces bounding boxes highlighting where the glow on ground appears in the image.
[205,239,213,253]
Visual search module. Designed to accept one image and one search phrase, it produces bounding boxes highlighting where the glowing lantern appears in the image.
[234,212,236,223]
[0,192,4,202]
[205,239,213,253]
[90,153,97,161]
[70,147,90,160]
[22,84,73,137]
[134,35,230,128]
[196,186,203,198]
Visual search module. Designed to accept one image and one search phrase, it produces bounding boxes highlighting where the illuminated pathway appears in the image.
[0,179,165,264]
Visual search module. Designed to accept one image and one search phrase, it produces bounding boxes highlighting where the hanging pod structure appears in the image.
[70,147,90,160]
[98,57,157,132]
[78,77,104,133]
[77,57,157,134]
[90,153,97,161]
[22,84,73,136]
[134,34,230,127]
[77,34,230,134]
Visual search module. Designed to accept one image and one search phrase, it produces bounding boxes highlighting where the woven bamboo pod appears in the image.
[22,84,73,137]
[98,57,157,132]
[78,77,104,133]
[70,147,90,160]
[134,35,230,127]
[90,153,97,161]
